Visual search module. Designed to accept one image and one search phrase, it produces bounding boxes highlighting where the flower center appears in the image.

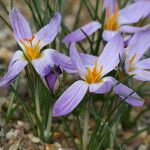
[104,8,119,31]
[128,53,137,72]
[85,62,103,84]
[20,35,41,61]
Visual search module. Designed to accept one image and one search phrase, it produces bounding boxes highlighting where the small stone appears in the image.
[6,129,15,139]
[28,134,41,143]
[138,144,148,150]
[8,140,21,150]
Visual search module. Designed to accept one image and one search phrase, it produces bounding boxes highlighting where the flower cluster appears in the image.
[0,0,150,119]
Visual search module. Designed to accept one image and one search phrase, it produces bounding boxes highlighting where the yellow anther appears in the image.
[129,54,136,66]
[128,53,136,72]
[104,5,119,31]
[20,36,41,61]
[85,61,103,84]
[104,12,119,31]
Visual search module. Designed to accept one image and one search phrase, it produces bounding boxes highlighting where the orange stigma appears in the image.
[85,61,103,84]
[24,35,35,46]
[20,35,41,61]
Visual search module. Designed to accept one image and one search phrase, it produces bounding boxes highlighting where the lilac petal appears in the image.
[33,12,61,49]
[114,83,144,106]
[127,29,150,62]
[103,0,118,15]
[118,1,150,25]
[102,30,119,41]
[120,24,150,33]
[0,51,28,87]
[137,58,150,70]
[49,49,77,73]
[79,53,97,66]
[32,49,55,77]
[9,7,32,43]
[70,43,86,78]
[62,21,101,44]
[134,0,150,1]
[45,66,62,90]
[133,69,150,81]
[52,80,88,117]
[89,77,116,94]
[98,33,124,76]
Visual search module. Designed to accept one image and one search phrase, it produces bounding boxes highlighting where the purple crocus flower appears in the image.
[102,0,150,41]
[62,21,101,44]
[53,34,143,117]
[0,8,76,87]
[125,29,150,81]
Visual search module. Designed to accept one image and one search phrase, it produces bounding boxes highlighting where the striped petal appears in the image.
[0,51,28,87]
[62,21,101,44]
[114,83,144,106]
[9,7,32,43]
[52,80,88,117]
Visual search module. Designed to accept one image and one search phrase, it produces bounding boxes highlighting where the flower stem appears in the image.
[82,101,90,150]
[35,80,42,121]
[44,104,52,143]
[6,77,19,121]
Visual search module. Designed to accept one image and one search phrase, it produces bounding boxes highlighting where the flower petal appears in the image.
[79,53,97,66]
[70,43,86,78]
[98,33,124,76]
[9,7,32,43]
[114,83,144,106]
[119,25,146,33]
[50,49,77,73]
[102,30,119,41]
[45,66,62,90]
[62,21,101,44]
[0,51,28,87]
[137,58,150,70]
[127,29,150,62]
[133,69,150,81]
[118,1,150,25]
[33,12,61,49]
[89,77,116,94]
[32,49,55,77]
[52,80,88,117]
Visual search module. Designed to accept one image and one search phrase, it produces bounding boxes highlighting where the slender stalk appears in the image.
[82,101,90,150]
[35,80,42,121]
[44,104,52,143]
[0,14,12,30]
[6,78,19,120]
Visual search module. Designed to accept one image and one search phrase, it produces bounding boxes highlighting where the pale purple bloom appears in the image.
[125,29,150,81]
[103,0,150,41]
[62,21,101,44]
[53,34,143,117]
[0,8,75,87]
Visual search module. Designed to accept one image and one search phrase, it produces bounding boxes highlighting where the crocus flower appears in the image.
[125,29,150,81]
[103,0,150,41]
[53,34,143,117]
[0,8,76,87]
[62,21,101,44]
